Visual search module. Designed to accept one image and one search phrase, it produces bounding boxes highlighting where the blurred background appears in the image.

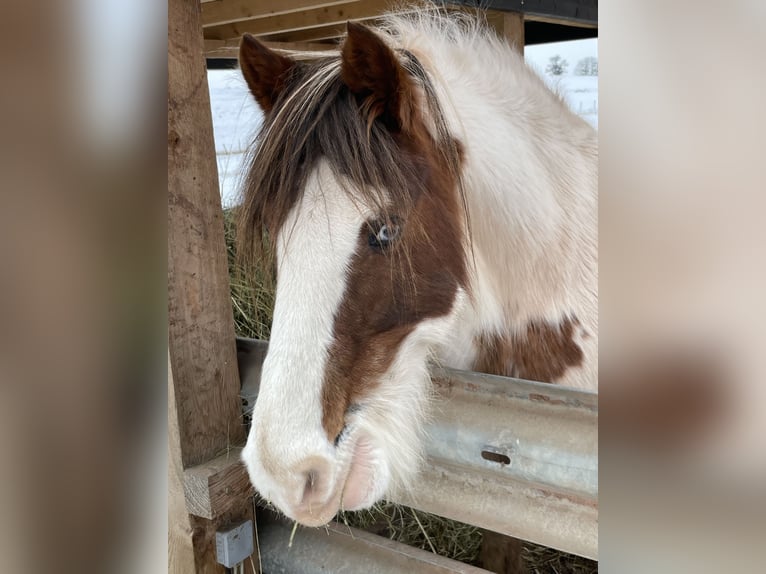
[0,0,763,572]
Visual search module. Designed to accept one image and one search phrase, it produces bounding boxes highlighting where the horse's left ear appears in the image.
[239,34,296,113]
[341,21,416,132]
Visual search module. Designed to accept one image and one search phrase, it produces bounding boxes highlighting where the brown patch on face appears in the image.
[320,55,468,440]
[320,146,468,440]
[474,318,584,382]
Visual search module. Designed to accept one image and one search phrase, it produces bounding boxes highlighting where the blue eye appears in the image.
[368,219,401,249]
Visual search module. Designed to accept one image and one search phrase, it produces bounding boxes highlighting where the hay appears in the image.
[224,208,274,340]
[338,503,598,572]
[522,542,598,574]
[227,208,597,572]
[339,502,482,564]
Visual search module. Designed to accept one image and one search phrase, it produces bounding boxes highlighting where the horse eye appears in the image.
[368,220,401,249]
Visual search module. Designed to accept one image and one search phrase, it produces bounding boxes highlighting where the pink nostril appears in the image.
[301,470,318,503]
[294,457,333,508]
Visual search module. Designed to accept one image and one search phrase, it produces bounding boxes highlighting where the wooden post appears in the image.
[168,0,255,571]
[488,10,525,54]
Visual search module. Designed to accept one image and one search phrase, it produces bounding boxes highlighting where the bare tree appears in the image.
[575,57,598,76]
[546,54,569,76]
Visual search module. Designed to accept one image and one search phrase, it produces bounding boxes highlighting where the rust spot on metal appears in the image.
[534,487,598,509]
[528,393,568,406]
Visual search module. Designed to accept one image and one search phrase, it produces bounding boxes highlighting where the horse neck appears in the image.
[405,26,598,346]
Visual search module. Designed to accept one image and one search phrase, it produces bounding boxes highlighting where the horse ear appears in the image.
[341,21,415,132]
[239,34,295,112]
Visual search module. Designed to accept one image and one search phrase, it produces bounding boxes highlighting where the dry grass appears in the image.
[227,207,597,572]
[338,503,597,572]
[224,208,274,341]
[523,542,598,574]
[339,501,482,564]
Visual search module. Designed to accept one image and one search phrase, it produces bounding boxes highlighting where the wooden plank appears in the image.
[488,9,524,53]
[184,447,255,519]
[205,38,337,59]
[524,13,598,29]
[170,356,257,573]
[204,0,418,41]
[168,0,244,470]
[259,21,354,43]
[169,355,198,574]
[168,0,256,571]
[441,0,598,27]
[202,0,358,28]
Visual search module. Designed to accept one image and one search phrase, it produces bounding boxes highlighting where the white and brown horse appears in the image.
[237,12,597,527]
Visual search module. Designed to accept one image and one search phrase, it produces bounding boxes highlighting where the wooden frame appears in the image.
[204,0,411,41]
[168,0,255,571]
[201,0,596,59]
[170,1,597,569]
[202,0,359,27]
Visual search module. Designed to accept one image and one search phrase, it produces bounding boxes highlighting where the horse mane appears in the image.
[236,16,467,274]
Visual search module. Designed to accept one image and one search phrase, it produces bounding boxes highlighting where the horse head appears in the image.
[238,23,469,526]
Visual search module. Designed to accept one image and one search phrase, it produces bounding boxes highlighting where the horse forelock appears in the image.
[236,43,467,270]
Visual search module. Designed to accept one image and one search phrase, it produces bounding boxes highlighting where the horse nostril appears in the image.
[302,469,320,504]
[294,456,333,507]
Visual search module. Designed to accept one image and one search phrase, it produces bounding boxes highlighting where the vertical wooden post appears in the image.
[168,0,255,571]
[169,0,244,470]
[489,10,525,54]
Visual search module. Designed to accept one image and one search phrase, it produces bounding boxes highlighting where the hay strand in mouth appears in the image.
[288,521,299,549]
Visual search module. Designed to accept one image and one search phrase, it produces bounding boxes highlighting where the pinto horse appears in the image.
[237,12,597,528]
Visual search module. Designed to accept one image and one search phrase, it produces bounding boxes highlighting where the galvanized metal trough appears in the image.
[237,338,598,561]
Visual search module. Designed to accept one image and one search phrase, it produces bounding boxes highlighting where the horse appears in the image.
[237,11,597,529]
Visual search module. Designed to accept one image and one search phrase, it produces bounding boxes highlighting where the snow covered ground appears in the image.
[207,70,261,207]
[208,38,597,207]
[525,38,598,128]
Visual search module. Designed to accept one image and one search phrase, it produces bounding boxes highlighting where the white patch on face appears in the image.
[241,161,368,521]
[241,163,469,523]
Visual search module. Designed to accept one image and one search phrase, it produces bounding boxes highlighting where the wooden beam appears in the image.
[440,0,598,28]
[488,10,524,53]
[202,0,358,28]
[168,0,255,571]
[169,355,198,574]
[169,0,244,470]
[184,448,254,519]
[170,357,257,573]
[259,21,353,43]
[205,38,338,59]
[204,0,419,41]
[524,13,598,29]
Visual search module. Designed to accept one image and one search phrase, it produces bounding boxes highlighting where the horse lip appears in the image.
[289,481,346,527]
